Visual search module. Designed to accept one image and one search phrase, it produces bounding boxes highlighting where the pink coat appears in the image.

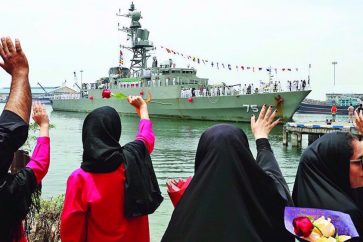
[61,119,155,242]
[18,137,51,242]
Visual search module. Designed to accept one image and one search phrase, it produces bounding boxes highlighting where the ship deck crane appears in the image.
[37,82,49,94]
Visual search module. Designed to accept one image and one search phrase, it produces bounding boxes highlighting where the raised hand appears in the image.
[0,37,29,76]
[354,110,363,134]
[251,105,280,140]
[128,96,147,109]
[127,96,149,119]
[32,102,49,128]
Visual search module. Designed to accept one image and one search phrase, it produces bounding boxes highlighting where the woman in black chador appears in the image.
[293,132,363,241]
[161,105,294,242]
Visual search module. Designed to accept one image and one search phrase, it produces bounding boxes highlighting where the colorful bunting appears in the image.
[158,45,303,73]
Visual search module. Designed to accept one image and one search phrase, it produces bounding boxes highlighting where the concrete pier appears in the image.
[283,122,360,147]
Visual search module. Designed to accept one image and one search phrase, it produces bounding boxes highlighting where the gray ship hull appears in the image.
[52,87,310,122]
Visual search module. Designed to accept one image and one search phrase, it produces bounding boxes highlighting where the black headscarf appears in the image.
[81,106,123,173]
[162,124,293,242]
[0,110,40,242]
[292,132,363,240]
[81,106,163,217]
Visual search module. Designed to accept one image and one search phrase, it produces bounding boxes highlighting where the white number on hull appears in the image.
[242,105,259,113]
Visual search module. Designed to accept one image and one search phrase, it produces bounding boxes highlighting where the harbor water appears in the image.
[9,103,350,242]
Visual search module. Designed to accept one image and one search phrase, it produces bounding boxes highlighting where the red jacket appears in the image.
[331,105,337,114]
[61,119,154,242]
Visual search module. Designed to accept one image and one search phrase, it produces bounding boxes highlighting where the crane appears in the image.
[37,82,49,94]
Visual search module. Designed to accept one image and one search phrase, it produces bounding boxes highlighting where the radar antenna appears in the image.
[117,2,154,77]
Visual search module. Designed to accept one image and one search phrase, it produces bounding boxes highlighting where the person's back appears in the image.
[348,105,354,113]
[162,106,294,242]
[65,164,149,242]
[0,38,52,242]
[331,105,337,113]
[61,101,162,242]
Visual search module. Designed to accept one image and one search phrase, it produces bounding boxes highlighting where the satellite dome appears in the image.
[131,11,141,21]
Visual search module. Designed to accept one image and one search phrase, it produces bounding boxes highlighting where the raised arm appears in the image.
[128,96,155,153]
[251,105,281,173]
[251,105,292,203]
[0,37,31,124]
[26,102,50,184]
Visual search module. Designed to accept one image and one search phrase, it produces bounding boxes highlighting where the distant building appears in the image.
[326,93,363,106]
[51,86,78,95]
[0,86,78,102]
[0,86,59,101]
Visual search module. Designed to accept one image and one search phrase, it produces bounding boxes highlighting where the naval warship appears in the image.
[51,2,310,122]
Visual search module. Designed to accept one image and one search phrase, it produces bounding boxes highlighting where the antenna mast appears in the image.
[117,2,154,77]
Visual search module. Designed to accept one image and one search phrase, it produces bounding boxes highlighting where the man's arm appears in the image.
[0,37,31,123]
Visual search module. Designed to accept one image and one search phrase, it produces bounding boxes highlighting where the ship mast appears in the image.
[117,2,154,77]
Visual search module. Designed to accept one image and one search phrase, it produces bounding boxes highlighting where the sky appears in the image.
[1,0,362,100]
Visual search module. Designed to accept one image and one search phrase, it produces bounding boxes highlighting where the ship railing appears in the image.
[51,94,81,100]
[179,86,310,98]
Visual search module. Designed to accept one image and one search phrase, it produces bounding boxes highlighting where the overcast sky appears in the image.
[1,0,362,100]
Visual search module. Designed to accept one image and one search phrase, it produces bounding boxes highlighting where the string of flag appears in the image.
[158,46,302,74]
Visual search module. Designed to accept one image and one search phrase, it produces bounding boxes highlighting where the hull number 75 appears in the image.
[242,104,259,113]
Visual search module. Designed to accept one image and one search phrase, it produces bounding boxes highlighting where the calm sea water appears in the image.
[3,103,349,242]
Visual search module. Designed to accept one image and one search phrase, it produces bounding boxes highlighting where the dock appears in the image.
[283,122,360,147]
